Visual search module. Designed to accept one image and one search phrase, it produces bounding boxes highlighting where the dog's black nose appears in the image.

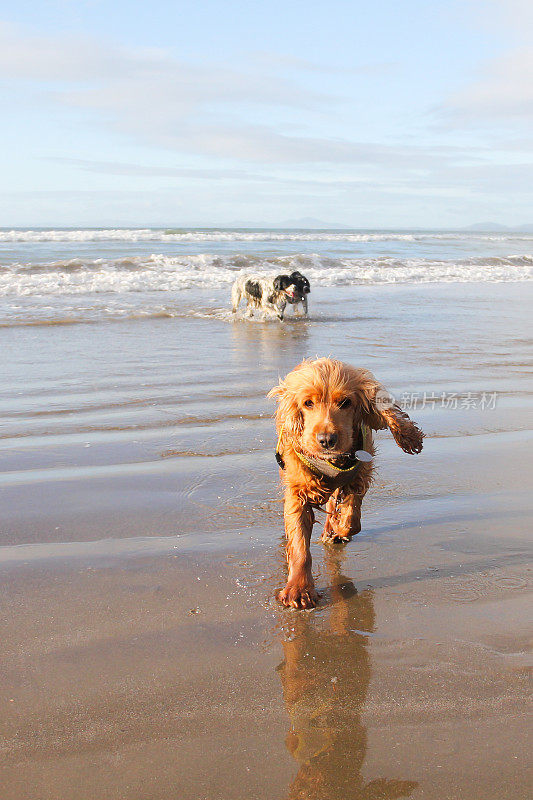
[316,432,337,450]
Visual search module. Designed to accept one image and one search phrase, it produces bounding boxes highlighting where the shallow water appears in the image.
[1,279,532,550]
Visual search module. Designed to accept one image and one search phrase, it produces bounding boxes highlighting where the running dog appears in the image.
[269,358,424,608]
[231,270,310,320]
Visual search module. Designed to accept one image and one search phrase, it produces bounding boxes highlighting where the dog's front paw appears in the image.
[320,530,351,545]
[278,579,318,609]
[321,516,352,544]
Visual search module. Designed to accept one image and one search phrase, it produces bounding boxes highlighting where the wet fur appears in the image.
[268,358,424,609]
[231,271,310,320]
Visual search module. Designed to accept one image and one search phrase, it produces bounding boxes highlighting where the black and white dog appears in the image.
[231,271,310,320]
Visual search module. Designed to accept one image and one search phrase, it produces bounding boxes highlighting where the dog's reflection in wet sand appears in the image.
[277,552,417,800]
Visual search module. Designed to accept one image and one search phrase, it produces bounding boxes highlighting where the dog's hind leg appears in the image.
[231,284,242,313]
[244,299,254,318]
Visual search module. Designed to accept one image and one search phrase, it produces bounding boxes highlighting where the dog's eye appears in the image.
[338,398,351,409]
[303,399,314,408]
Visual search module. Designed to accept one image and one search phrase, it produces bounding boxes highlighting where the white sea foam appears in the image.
[0,253,531,297]
[1,228,533,243]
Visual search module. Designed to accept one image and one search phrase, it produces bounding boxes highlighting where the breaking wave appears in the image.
[0,253,531,296]
[1,228,533,243]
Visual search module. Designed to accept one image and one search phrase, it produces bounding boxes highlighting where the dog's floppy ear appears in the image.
[274,274,292,291]
[356,376,424,454]
[267,381,303,438]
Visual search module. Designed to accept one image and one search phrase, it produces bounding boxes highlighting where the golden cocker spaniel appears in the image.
[269,358,424,609]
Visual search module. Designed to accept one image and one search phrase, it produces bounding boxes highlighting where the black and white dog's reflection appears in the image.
[231,271,310,320]
[276,553,417,800]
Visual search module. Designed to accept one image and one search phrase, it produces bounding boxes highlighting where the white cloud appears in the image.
[0,25,462,169]
[444,48,533,124]
[249,51,396,75]
[0,21,333,147]
[43,157,273,181]
[0,22,474,167]
[479,0,533,33]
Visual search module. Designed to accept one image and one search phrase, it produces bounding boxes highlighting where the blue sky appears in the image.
[1,0,532,227]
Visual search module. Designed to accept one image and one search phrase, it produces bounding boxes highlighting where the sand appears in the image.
[1,282,532,799]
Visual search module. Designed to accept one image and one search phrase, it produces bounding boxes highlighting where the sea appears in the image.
[0,227,531,326]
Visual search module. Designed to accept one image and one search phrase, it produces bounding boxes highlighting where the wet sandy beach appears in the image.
[1,279,532,799]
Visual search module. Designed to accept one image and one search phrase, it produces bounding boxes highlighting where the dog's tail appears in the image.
[231,281,242,313]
